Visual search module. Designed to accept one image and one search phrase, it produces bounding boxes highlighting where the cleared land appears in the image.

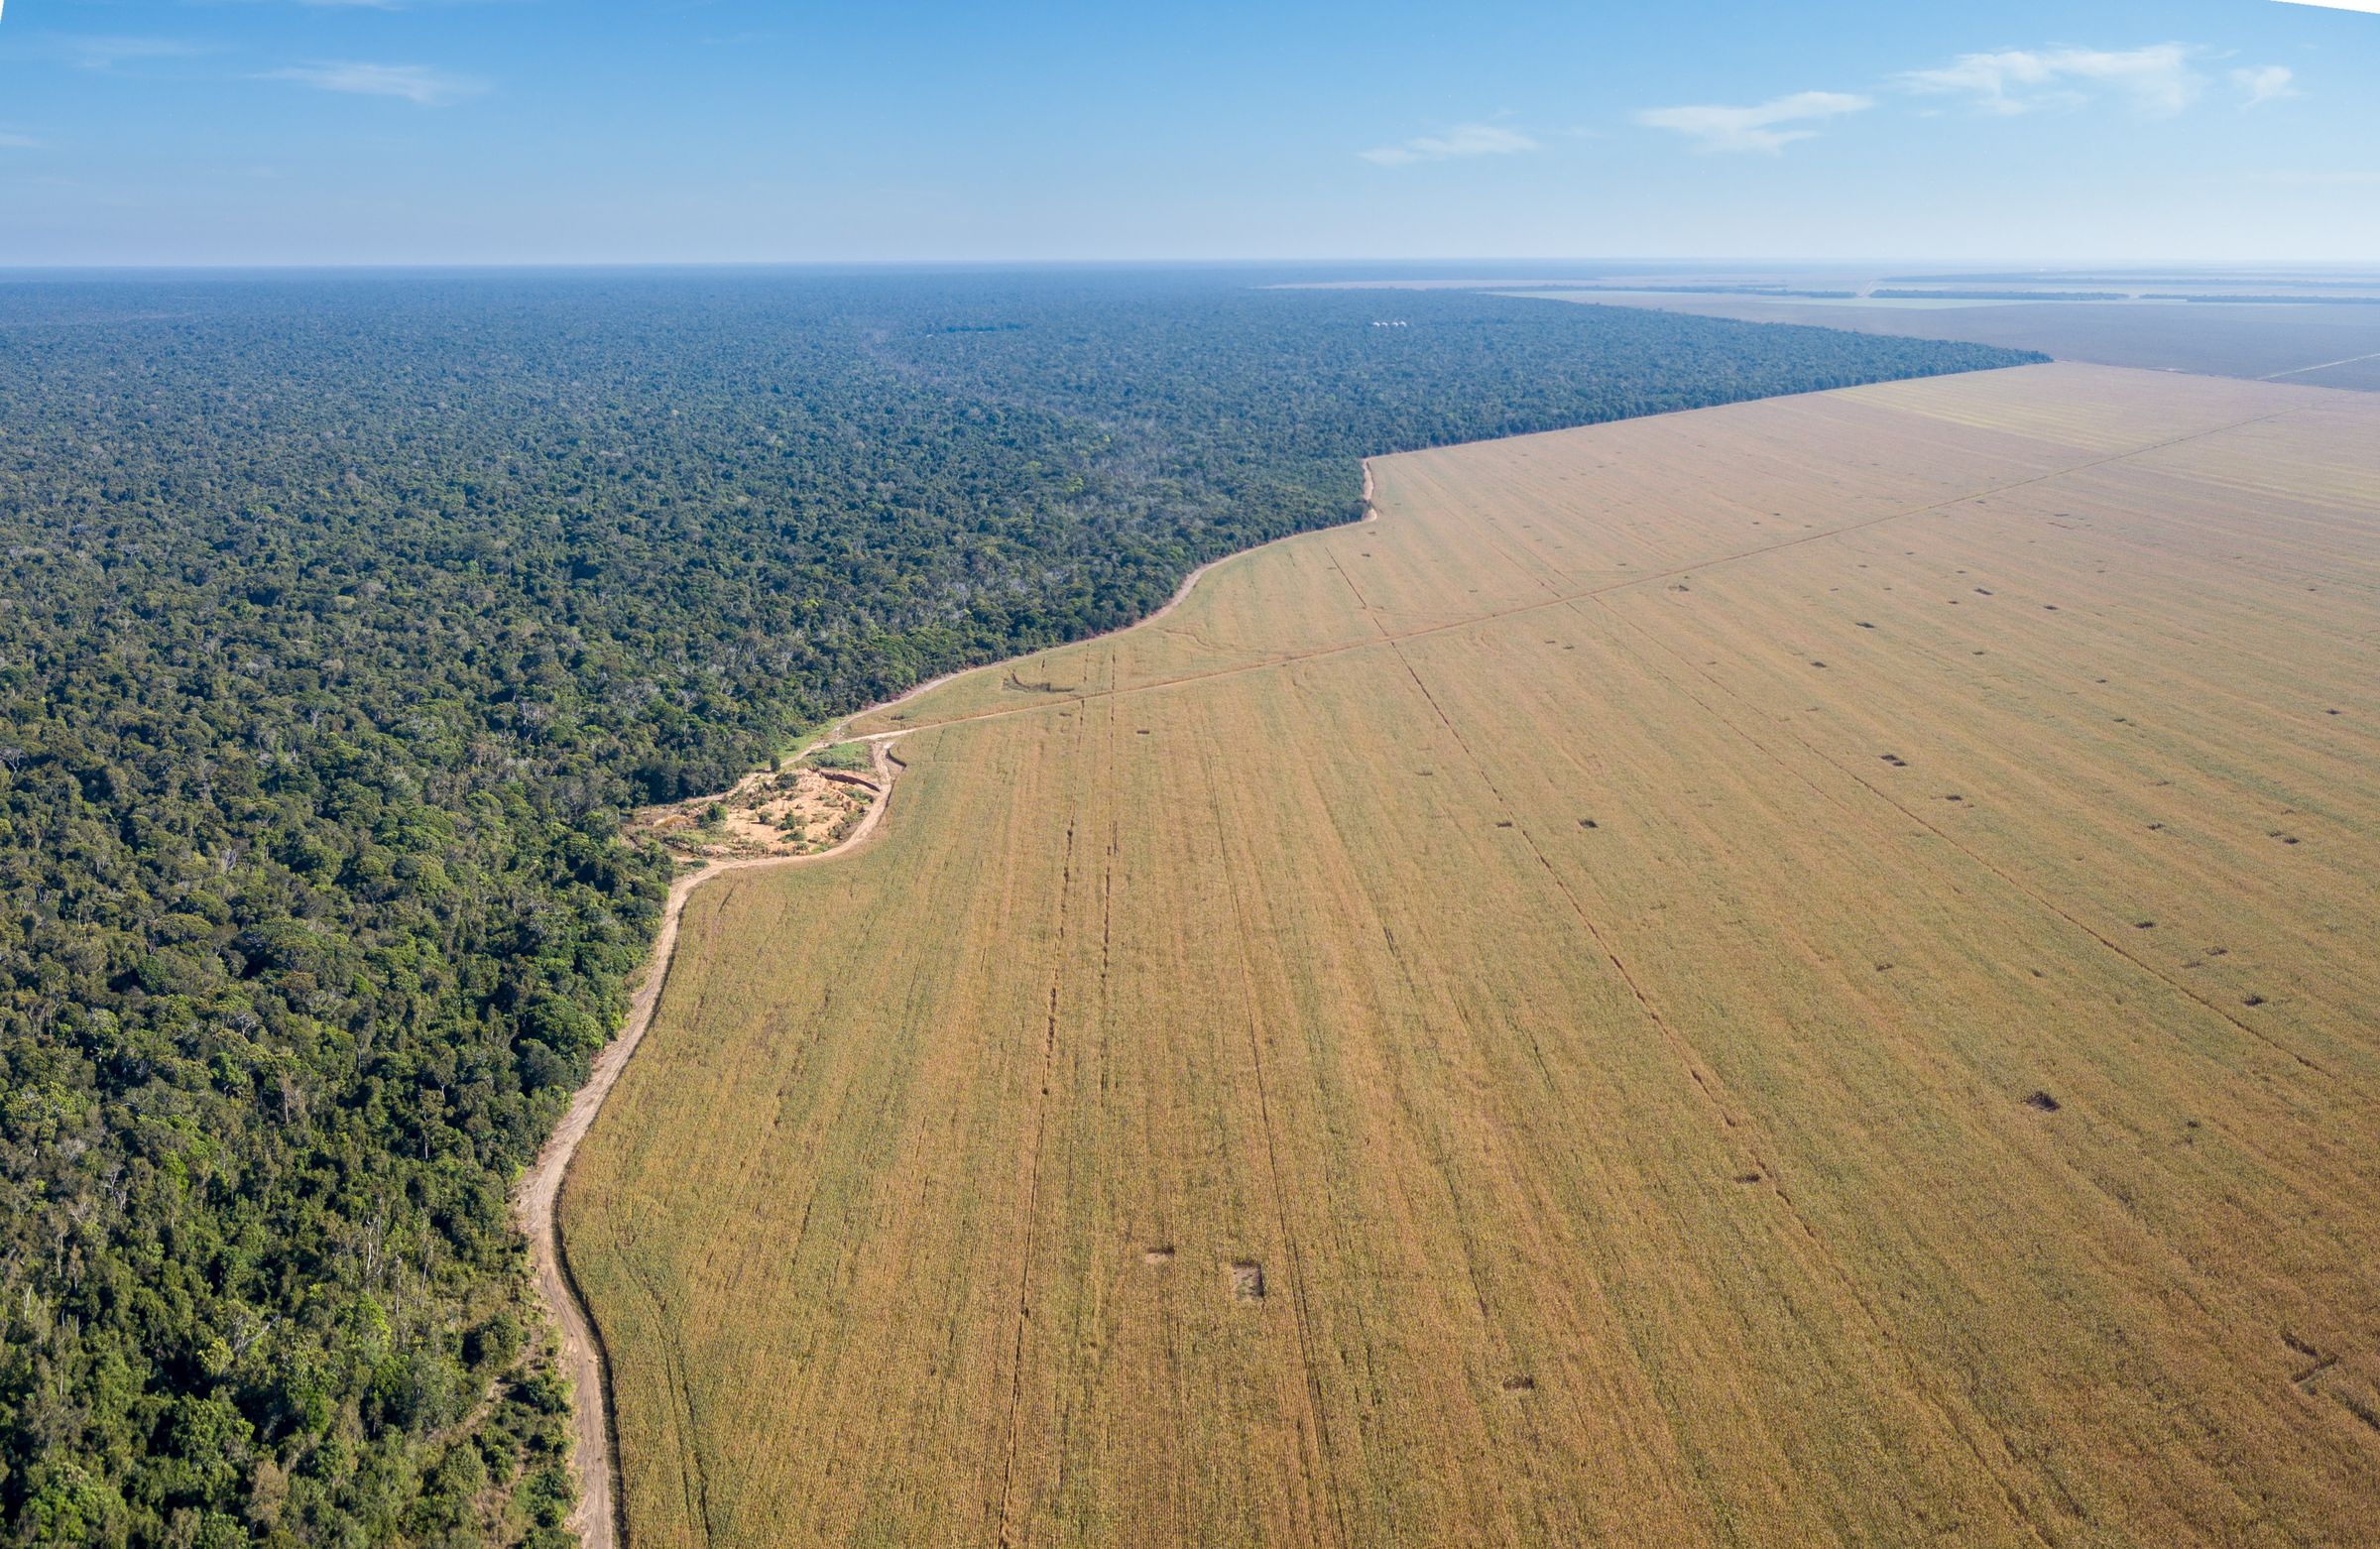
[629,756,882,863]
[563,362,2380,1546]
[1509,291,2380,388]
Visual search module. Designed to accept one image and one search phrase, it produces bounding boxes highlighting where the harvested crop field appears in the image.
[562,361,2380,1546]
[1510,290,2380,388]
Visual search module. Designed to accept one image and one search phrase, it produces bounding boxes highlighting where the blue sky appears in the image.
[0,0,2374,266]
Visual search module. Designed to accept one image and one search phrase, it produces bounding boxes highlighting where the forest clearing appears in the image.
[627,751,883,864]
[561,361,2380,1546]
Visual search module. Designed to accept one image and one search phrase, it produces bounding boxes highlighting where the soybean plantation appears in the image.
[564,362,2380,1546]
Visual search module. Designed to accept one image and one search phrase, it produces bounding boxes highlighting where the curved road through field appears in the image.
[513,464,1378,1549]
[514,733,907,1548]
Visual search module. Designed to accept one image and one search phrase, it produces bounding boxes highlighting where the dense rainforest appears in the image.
[0,268,2040,1547]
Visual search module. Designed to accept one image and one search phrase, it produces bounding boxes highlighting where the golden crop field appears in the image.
[560,361,2380,1547]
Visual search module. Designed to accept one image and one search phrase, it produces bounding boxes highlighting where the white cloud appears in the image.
[1359,123,1540,168]
[1897,45,2207,117]
[262,62,487,106]
[1634,91,1873,155]
[0,133,39,151]
[2232,64,2298,106]
[2272,0,2380,13]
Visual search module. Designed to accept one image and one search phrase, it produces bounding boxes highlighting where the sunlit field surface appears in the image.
[566,362,2380,1547]
[1516,289,2380,389]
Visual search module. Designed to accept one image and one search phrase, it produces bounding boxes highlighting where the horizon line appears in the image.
[4,256,2380,277]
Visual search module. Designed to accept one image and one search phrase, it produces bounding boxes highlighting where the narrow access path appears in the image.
[2262,348,2380,382]
[512,464,1377,1549]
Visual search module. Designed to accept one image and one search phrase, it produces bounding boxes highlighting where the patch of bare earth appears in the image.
[627,762,880,862]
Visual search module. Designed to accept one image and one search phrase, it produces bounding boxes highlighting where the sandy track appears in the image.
[513,468,1376,1549]
[2261,348,2380,382]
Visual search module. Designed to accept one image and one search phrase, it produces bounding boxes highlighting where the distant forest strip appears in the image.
[1871,289,2132,302]
[1520,283,1860,299]
[0,270,2040,1548]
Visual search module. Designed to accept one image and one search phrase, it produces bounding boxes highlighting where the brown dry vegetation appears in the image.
[628,759,878,862]
[561,362,2380,1546]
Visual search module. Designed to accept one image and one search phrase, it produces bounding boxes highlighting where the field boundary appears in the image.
[515,465,1385,1549]
[523,381,2289,1545]
[870,393,2317,745]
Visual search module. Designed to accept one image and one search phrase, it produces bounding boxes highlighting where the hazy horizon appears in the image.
[6,258,2380,278]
